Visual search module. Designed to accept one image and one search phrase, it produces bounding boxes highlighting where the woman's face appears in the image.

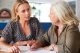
[17,3,30,21]
[49,8,60,25]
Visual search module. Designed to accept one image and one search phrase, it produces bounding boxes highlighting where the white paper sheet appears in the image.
[0,46,56,53]
[18,46,56,53]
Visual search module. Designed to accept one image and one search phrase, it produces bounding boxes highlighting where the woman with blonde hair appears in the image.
[31,1,80,53]
[0,0,44,53]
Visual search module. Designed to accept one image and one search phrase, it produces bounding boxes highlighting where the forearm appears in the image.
[0,41,20,53]
[14,40,36,46]
[0,41,12,48]
[14,41,28,46]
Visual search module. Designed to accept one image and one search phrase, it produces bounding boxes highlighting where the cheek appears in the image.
[50,16,59,23]
[18,13,24,17]
[49,14,54,21]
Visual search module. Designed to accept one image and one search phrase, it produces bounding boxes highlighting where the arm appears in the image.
[0,22,20,53]
[0,37,20,53]
[0,37,12,47]
[29,17,45,40]
[0,22,13,46]
[64,26,80,53]
[30,32,50,50]
[30,26,53,49]
[14,40,36,46]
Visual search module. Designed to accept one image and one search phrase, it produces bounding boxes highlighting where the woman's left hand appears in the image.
[46,44,58,52]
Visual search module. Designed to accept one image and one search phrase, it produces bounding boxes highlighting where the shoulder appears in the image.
[66,24,80,38]
[5,21,18,29]
[66,24,79,31]
[29,17,39,24]
[6,21,16,25]
[46,25,54,35]
[10,20,18,25]
[29,17,40,27]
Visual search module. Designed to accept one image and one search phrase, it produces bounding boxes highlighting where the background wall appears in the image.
[0,0,75,10]
[0,0,79,32]
[76,0,80,19]
[0,0,15,10]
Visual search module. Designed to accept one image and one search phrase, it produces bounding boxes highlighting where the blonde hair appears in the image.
[11,0,29,22]
[51,1,79,25]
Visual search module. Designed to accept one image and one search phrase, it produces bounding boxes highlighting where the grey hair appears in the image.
[51,1,79,25]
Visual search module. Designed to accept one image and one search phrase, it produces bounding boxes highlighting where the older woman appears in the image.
[0,0,44,53]
[31,1,80,53]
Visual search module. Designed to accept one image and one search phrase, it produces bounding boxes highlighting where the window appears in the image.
[30,3,51,22]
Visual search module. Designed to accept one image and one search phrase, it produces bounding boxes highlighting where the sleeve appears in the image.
[57,25,80,53]
[0,22,13,43]
[37,26,53,46]
[29,17,45,40]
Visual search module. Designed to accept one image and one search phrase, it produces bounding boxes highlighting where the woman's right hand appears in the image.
[27,40,36,46]
[8,45,20,53]
[30,40,42,50]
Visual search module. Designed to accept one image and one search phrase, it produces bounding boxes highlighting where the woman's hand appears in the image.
[27,40,36,46]
[8,45,20,53]
[30,40,42,50]
[46,44,58,52]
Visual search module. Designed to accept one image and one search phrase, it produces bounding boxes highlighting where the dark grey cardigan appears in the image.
[0,17,44,43]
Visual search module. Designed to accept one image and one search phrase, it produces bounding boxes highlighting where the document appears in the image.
[18,46,56,53]
[0,46,56,53]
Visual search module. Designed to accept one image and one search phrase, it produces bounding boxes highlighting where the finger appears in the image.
[31,44,37,49]
[10,46,18,53]
[12,47,17,53]
[15,46,20,51]
[14,46,20,53]
[10,47,15,53]
[30,45,37,51]
[27,42,32,46]
[28,40,35,45]
[49,45,54,51]
[14,46,19,53]
[9,48,13,53]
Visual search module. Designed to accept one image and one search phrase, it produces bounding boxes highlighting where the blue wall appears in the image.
[0,23,52,32]
[0,23,7,30]
[40,23,52,32]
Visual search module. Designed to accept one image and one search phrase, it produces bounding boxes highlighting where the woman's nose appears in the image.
[25,11,29,15]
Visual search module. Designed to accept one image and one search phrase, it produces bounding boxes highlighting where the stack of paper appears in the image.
[18,46,56,53]
[0,46,56,53]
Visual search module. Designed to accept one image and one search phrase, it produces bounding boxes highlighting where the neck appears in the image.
[19,20,29,27]
[55,22,63,29]
[55,22,64,36]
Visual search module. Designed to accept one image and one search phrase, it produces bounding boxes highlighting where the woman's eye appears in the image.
[22,10,25,13]
[27,8,30,11]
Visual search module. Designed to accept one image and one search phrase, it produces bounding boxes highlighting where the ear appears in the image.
[16,11,19,16]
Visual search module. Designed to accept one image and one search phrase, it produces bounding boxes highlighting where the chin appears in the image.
[25,19,30,21]
[25,19,28,21]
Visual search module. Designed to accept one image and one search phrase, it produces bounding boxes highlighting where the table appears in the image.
[0,46,56,53]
